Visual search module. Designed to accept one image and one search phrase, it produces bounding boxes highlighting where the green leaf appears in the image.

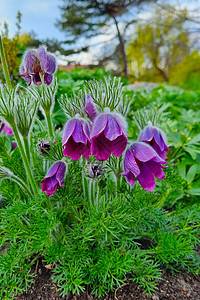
[187,188,200,195]
[183,146,200,159]
[186,165,198,183]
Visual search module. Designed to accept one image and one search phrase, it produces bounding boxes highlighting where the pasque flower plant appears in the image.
[0,39,181,299]
[0,39,169,199]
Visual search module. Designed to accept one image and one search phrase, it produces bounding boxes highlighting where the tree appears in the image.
[57,0,155,77]
[127,5,192,82]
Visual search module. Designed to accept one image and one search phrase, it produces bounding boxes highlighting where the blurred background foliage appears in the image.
[1,2,200,90]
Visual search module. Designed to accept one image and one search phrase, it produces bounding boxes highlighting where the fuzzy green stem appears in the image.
[45,110,54,139]
[35,117,45,132]
[12,124,38,196]
[10,174,33,198]
[23,135,31,163]
[0,35,11,89]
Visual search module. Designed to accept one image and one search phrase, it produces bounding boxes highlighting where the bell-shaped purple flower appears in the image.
[41,161,66,196]
[62,118,91,160]
[122,142,168,191]
[20,46,56,86]
[138,125,169,159]
[90,112,127,161]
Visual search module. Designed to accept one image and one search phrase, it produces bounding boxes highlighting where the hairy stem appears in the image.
[45,110,54,139]
[12,124,38,196]
[23,135,31,163]
[0,35,11,89]
[35,117,45,132]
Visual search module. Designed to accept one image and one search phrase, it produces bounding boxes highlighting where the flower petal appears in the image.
[23,49,36,73]
[63,136,90,160]
[122,171,135,186]
[147,161,166,179]
[131,142,156,162]
[153,127,163,150]
[83,121,90,140]
[72,120,88,144]
[45,185,58,196]
[3,125,13,135]
[137,163,155,191]
[91,132,111,161]
[85,95,97,121]
[139,126,153,142]
[62,119,77,146]
[42,162,60,179]
[104,114,122,141]
[32,73,42,86]
[91,114,107,138]
[37,47,48,71]
[44,73,53,85]
[110,134,127,157]
[45,174,58,190]
[56,162,66,187]
[46,54,56,74]
[20,72,32,85]
[123,148,140,176]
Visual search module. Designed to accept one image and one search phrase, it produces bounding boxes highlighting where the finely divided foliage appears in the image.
[0,43,199,299]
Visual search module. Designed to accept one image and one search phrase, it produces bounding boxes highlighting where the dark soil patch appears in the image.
[15,258,200,300]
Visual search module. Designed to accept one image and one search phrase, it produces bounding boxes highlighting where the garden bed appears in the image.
[16,256,200,300]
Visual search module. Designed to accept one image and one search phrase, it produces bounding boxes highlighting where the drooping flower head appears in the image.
[62,118,91,160]
[41,161,66,196]
[122,141,168,191]
[20,46,56,86]
[91,111,127,161]
[138,125,169,159]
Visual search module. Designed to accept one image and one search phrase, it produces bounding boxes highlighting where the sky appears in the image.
[0,0,65,40]
[0,0,199,64]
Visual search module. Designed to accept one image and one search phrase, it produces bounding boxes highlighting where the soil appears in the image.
[15,258,200,300]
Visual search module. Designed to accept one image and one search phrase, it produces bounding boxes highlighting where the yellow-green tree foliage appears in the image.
[127,6,200,83]
[0,33,31,84]
[0,37,20,83]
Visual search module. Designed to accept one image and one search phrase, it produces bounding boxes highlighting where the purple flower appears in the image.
[90,112,127,161]
[122,142,168,191]
[62,118,91,160]
[20,46,56,86]
[38,141,51,155]
[84,95,97,121]
[0,120,13,135]
[138,125,169,159]
[41,161,66,196]
[11,142,18,152]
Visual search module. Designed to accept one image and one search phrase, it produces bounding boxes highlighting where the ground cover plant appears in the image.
[0,39,199,300]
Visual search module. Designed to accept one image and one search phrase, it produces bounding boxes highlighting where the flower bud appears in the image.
[41,161,66,196]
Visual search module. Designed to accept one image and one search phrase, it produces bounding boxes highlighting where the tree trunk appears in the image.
[152,58,169,82]
[112,16,128,78]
